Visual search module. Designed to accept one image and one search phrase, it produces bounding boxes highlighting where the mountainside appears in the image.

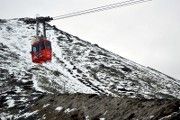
[0,18,180,119]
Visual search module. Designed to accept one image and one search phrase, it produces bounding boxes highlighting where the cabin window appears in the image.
[32,44,39,52]
[39,41,45,50]
[32,46,36,52]
[45,41,51,49]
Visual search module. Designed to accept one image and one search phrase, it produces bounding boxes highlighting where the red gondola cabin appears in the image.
[31,37,52,64]
[30,16,53,64]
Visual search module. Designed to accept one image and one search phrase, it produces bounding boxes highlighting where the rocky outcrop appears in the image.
[19,93,180,120]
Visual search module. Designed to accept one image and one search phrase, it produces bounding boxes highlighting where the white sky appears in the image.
[0,0,180,79]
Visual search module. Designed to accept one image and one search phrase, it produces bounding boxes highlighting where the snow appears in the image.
[85,115,90,120]
[100,118,105,120]
[21,110,39,118]
[42,114,46,119]
[42,32,97,94]
[55,106,63,111]
[6,97,15,108]
[15,86,22,93]
[43,104,50,108]
[32,74,46,93]
[149,115,154,119]
[17,97,28,102]
[0,113,13,120]
[64,108,77,113]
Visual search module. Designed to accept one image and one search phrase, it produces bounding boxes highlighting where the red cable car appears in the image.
[30,17,53,64]
[31,37,52,64]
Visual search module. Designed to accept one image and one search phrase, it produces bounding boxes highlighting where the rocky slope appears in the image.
[13,93,180,120]
[0,18,180,119]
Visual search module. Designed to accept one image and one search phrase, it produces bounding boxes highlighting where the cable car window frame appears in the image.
[32,46,36,52]
[32,43,40,52]
[39,41,45,50]
[45,41,51,49]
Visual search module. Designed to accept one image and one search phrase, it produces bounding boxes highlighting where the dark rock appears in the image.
[0,19,7,23]
[53,70,61,77]
[77,69,82,74]
[0,96,7,108]
[6,90,16,94]
[121,66,132,73]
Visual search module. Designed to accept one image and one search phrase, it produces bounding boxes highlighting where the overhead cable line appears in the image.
[53,0,152,20]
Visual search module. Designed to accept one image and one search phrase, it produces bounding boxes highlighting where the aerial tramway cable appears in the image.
[27,0,152,22]
[53,0,152,20]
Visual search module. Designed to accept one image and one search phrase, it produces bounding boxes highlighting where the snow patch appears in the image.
[85,115,90,120]
[21,110,39,118]
[0,113,13,120]
[42,114,46,119]
[100,118,106,120]
[64,108,77,113]
[15,86,22,93]
[6,97,15,108]
[55,106,63,111]
[43,104,50,108]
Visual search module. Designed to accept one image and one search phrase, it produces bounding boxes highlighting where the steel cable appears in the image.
[53,0,152,20]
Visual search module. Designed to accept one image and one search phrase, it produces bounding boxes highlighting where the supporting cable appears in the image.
[53,0,152,20]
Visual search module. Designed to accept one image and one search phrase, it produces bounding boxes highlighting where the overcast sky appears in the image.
[0,0,180,79]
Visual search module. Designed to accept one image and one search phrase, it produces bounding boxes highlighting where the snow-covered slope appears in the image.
[1,18,180,100]
[1,18,180,119]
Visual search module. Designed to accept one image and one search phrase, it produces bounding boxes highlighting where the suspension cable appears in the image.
[53,0,152,20]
